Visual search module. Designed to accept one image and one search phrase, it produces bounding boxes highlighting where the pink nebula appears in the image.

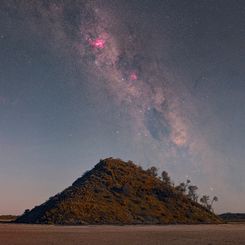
[88,38,106,49]
[129,71,138,81]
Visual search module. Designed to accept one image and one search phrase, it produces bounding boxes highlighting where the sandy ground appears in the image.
[0,223,245,245]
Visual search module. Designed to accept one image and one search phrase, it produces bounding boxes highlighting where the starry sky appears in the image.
[0,0,244,215]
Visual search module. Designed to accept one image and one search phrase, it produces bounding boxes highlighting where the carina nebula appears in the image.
[0,0,244,213]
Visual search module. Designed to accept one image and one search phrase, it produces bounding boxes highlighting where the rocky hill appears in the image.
[16,158,221,225]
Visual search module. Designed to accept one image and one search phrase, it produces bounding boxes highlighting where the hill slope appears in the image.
[16,158,221,225]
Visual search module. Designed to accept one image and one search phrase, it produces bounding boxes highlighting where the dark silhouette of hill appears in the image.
[219,213,245,222]
[0,215,18,223]
[16,158,221,225]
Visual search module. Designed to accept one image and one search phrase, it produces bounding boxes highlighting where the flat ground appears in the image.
[1,223,245,245]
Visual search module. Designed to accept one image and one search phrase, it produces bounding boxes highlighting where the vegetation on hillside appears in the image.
[16,158,222,225]
[175,179,218,212]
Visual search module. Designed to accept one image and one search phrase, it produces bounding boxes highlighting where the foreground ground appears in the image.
[0,223,245,245]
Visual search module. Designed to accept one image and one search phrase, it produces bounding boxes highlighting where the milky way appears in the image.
[0,0,225,179]
[77,2,191,148]
[10,0,193,149]
[1,0,245,213]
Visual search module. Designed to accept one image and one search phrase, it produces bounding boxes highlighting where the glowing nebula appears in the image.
[129,71,138,81]
[88,38,106,49]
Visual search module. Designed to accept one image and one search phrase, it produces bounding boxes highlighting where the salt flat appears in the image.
[0,223,245,245]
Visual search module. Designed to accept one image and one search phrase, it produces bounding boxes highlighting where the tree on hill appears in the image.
[210,196,218,211]
[24,209,30,215]
[161,171,171,185]
[176,179,199,202]
[200,195,210,208]
[211,196,218,205]
[147,166,158,177]
[176,179,191,194]
[187,185,199,202]
[200,195,218,212]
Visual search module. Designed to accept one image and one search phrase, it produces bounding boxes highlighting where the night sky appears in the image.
[0,0,244,214]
